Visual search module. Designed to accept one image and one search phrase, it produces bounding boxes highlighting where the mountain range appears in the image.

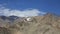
[0,13,60,34]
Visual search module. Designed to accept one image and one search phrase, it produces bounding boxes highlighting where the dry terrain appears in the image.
[0,13,60,34]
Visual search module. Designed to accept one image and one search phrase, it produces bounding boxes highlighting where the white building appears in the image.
[24,17,32,22]
[26,17,31,21]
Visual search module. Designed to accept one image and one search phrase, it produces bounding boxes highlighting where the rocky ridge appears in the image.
[0,13,60,34]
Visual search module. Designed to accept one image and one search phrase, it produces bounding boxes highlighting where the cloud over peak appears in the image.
[0,4,46,17]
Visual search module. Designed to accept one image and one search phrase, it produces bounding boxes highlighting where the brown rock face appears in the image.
[0,13,60,34]
[0,27,11,34]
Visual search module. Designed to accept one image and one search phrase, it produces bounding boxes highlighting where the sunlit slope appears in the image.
[0,13,60,34]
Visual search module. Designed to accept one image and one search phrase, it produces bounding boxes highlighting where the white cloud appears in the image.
[0,4,46,17]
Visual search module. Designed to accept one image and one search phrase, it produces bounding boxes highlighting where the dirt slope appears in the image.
[0,13,60,34]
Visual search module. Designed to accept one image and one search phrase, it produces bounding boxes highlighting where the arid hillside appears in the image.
[0,13,60,34]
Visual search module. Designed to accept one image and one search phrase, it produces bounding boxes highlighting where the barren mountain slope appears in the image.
[0,13,60,34]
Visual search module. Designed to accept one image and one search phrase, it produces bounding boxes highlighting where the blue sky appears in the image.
[0,0,60,16]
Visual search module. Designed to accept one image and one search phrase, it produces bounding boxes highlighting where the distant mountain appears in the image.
[0,16,8,20]
[0,15,19,21]
[0,13,60,34]
[8,15,19,22]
